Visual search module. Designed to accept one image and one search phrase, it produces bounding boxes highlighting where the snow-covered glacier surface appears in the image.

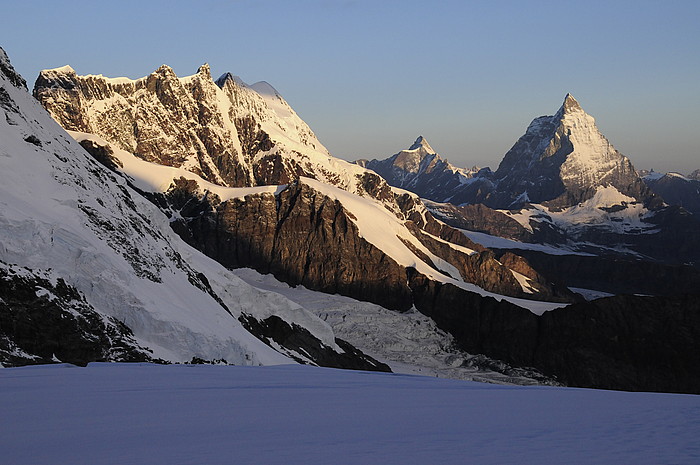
[1,363,698,465]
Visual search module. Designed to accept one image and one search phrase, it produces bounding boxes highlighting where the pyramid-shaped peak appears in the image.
[408,136,436,153]
[561,93,583,113]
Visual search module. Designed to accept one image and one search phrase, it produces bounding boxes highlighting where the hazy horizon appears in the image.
[3,0,698,174]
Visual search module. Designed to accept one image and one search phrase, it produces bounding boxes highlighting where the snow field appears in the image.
[1,363,698,465]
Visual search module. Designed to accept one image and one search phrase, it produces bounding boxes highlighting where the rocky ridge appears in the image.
[1,46,386,371]
[34,64,379,196]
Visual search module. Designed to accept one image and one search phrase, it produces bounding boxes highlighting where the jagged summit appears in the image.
[196,63,211,78]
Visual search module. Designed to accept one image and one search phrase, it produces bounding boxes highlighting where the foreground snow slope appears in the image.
[1,363,698,465]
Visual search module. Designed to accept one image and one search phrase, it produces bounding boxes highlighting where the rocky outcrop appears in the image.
[393,191,575,301]
[0,47,26,90]
[159,172,575,305]
[34,64,379,196]
[34,64,254,187]
[239,314,391,372]
[0,263,152,366]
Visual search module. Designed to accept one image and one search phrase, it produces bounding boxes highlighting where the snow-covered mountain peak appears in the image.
[490,93,651,208]
[361,136,485,203]
[391,137,440,174]
[408,135,435,154]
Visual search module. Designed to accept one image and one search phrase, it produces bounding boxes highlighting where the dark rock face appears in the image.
[0,263,152,367]
[406,268,700,393]
[162,173,575,307]
[497,249,700,296]
[239,314,391,372]
[643,173,700,216]
[167,179,414,311]
[393,192,575,302]
[534,295,700,393]
[78,138,124,171]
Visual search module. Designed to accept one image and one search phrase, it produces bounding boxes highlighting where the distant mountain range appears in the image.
[639,169,700,215]
[362,95,700,275]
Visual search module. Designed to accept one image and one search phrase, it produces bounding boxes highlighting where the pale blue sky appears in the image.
[3,0,699,173]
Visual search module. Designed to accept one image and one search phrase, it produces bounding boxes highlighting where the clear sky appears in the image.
[3,0,699,173]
